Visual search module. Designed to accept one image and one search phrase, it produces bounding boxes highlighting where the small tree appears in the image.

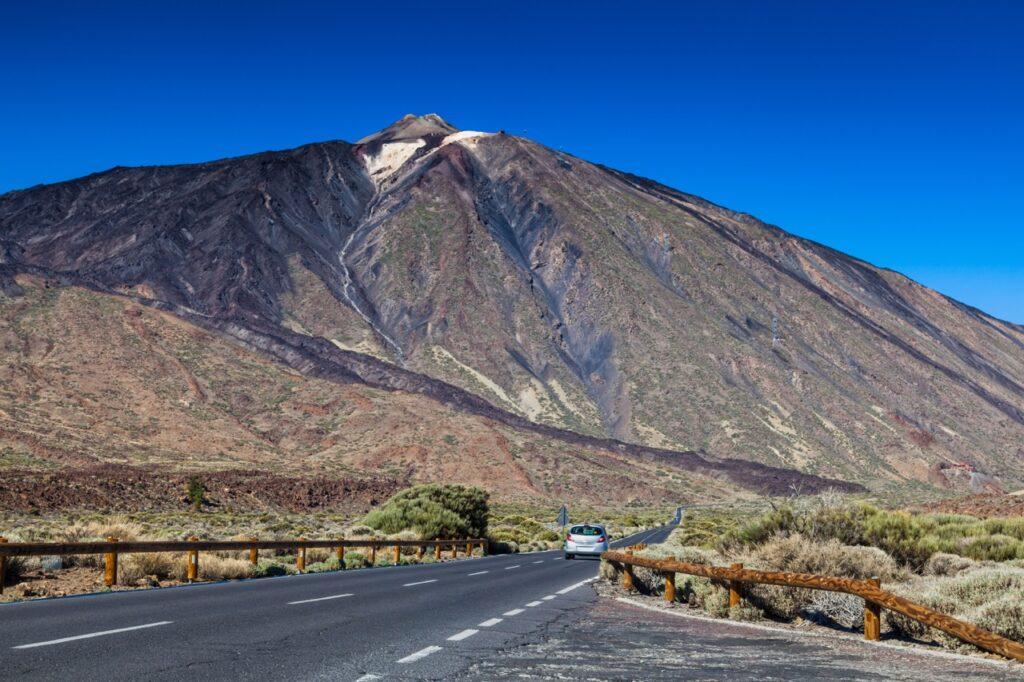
[187,476,205,511]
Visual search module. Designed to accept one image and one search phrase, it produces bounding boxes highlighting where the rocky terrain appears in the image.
[0,275,840,506]
[2,113,1021,500]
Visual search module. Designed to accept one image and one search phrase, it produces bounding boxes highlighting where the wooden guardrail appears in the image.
[0,536,486,593]
[602,549,1024,663]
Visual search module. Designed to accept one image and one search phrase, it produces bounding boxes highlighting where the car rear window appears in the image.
[570,526,603,536]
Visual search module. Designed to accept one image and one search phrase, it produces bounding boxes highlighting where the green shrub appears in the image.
[344,552,370,569]
[959,534,1023,562]
[364,484,488,539]
[254,560,290,577]
[489,526,530,544]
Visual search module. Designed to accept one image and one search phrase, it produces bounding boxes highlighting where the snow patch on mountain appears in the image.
[442,130,491,146]
[362,139,426,182]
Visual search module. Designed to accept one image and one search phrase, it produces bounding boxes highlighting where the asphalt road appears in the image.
[0,525,673,681]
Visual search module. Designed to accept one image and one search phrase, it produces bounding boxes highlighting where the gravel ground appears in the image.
[459,591,1023,680]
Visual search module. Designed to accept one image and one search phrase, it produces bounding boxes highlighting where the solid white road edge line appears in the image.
[503,608,525,616]
[447,629,479,641]
[287,593,353,605]
[467,571,488,576]
[12,621,173,649]
[397,645,443,663]
[478,618,503,627]
[403,579,438,587]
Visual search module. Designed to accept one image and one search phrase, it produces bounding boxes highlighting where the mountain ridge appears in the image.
[2,114,1022,497]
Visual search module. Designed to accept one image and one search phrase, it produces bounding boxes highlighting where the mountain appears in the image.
[2,114,1022,500]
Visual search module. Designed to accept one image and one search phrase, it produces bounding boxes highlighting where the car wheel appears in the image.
[565,553,574,560]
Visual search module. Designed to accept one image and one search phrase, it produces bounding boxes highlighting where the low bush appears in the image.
[922,552,977,577]
[719,497,1024,569]
[344,552,371,569]
[364,484,488,539]
[169,555,254,581]
[254,560,291,577]
[120,552,178,583]
[887,565,1024,651]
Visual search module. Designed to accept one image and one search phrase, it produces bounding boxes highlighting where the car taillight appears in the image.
[566,534,572,541]
[596,536,605,542]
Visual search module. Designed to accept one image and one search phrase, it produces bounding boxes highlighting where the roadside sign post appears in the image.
[557,505,569,535]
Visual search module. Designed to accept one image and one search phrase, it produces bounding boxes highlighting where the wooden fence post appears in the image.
[187,536,199,582]
[393,545,401,564]
[434,543,441,560]
[105,536,118,587]
[480,540,487,556]
[451,543,457,559]
[466,541,472,557]
[864,577,882,641]
[417,545,425,561]
[622,550,635,591]
[0,536,8,594]
[664,572,676,602]
[369,543,377,565]
[337,543,345,567]
[296,537,306,573]
[728,563,743,608]
[249,537,258,566]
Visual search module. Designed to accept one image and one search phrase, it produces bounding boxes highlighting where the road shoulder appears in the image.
[458,586,1022,680]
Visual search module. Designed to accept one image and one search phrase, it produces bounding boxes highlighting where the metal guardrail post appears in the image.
[104,537,118,586]
[434,543,441,560]
[249,537,259,566]
[296,537,306,573]
[664,571,675,602]
[728,563,743,608]
[0,536,8,594]
[864,576,881,640]
[187,536,199,582]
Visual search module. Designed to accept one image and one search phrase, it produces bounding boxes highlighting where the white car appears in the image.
[564,523,609,559]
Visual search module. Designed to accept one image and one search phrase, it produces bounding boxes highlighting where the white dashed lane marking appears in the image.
[532,560,544,564]
[12,622,173,649]
[478,618,502,627]
[542,595,556,600]
[557,577,598,595]
[447,629,479,641]
[397,645,443,663]
[504,565,520,570]
[287,593,353,605]
[526,600,543,607]
[503,608,525,616]
[403,579,438,587]
[467,571,488,576]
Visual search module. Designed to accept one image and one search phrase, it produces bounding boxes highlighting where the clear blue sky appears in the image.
[2,1,1022,322]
